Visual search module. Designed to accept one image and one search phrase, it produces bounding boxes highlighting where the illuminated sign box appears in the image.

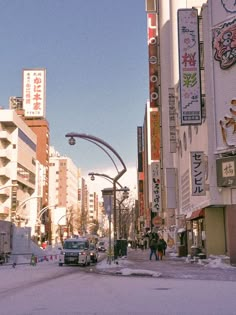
[216,156,236,187]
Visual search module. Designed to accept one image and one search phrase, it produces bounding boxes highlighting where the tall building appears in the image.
[80,178,89,235]
[9,69,50,242]
[87,192,99,234]
[0,109,37,225]
[48,147,79,244]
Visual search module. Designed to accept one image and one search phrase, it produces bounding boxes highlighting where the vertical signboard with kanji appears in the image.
[137,126,143,172]
[151,162,161,213]
[23,69,46,118]
[191,151,205,196]
[147,12,159,108]
[178,9,202,125]
[139,180,144,217]
[216,156,236,187]
[150,111,160,160]
[169,88,176,153]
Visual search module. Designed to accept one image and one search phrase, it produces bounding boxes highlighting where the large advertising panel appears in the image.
[178,9,202,125]
[23,69,46,118]
[169,88,176,153]
[148,13,159,108]
[212,16,236,149]
[137,126,143,172]
[151,161,161,213]
[150,111,160,160]
[139,180,144,217]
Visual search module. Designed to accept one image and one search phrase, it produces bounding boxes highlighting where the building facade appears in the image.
[139,0,236,263]
[48,147,79,244]
[0,109,37,225]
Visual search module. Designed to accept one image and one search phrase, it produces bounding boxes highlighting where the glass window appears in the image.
[63,241,85,250]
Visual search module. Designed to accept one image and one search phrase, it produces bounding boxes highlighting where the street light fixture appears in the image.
[88,172,123,188]
[13,195,42,225]
[0,184,18,191]
[89,171,129,263]
[65,132,127,259]
[36,204,57,244]
[0,184,18,220]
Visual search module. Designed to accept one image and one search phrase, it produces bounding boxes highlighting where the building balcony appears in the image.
[0,149,12,161]
[0,167,11,179]
[0,205,10,217]
[0,187,11,197]
[0,130,12,143]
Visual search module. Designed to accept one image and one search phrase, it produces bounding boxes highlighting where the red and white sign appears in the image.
[147,13,159,108]
[23,69,46,118]
[152,215,162,227]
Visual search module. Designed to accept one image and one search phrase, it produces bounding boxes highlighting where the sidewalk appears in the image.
[95,248,236,281]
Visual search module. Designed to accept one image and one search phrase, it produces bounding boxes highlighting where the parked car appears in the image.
[97,241,106,252]
[89,243,98,263]
[59,237,91,267]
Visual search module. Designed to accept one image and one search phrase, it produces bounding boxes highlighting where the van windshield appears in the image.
[63,241,85,250]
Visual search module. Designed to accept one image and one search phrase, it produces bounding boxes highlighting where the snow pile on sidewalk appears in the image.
[203,255,234,269]
[96,255,161,277]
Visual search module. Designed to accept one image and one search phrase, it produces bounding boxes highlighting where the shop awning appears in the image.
[189,209,204,220]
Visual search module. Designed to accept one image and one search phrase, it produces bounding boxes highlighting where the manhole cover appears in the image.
[153,288,170,290]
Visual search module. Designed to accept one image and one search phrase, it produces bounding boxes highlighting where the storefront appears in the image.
[187,209,205,255]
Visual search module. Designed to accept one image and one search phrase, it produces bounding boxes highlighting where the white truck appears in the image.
[59,237,91,266]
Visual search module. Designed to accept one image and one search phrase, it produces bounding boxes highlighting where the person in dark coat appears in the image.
[162,238,167,255]
[157,237,167,260]
[149,233,159,261]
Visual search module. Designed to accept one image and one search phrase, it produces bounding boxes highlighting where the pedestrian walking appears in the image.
[157,237,167,260]
[140,238,144,250]
[149,234,158,261]
[162,238,167,255]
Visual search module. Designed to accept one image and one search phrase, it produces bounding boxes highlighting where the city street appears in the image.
[1,261,236,315]
[1,1,236,314]
[0,248,236,314]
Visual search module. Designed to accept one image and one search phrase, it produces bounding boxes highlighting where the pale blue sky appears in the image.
[0,0,148,182]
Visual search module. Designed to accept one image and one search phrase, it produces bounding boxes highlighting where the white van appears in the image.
[59,237,91,266]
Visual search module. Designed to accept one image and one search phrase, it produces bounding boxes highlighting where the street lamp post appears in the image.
[36,204,57,244]
[13,195,42,226]
[0,184,18,220]
[0,184,17,191]
[117,190,129,239]
[89,172,129,263]
[57,214,67,245]
[65,132,127,259]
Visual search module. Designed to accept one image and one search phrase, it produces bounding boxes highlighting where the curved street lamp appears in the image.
[13,195,42,225]
[88,171,129,263]
[65,132,127,259]
[0,184,18,191]
[88,172,123,188]
[0,184,18,221]
[36,204,57,244]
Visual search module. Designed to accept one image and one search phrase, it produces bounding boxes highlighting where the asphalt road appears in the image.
[1,262,236,315]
